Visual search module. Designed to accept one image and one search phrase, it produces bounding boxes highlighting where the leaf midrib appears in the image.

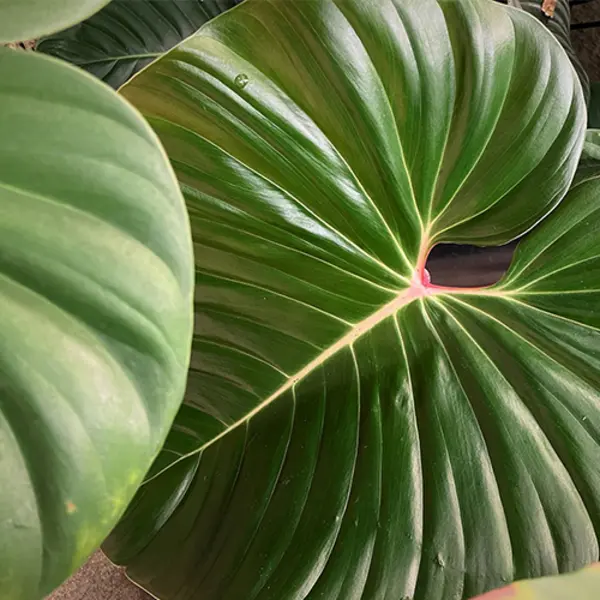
[144,279,508,484]
[70,52,162,67]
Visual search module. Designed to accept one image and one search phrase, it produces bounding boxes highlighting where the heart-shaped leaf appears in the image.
[37,0,244,89]
[104,1,597,599]
[0,0,111,44]
[0,48,194,599]
[472,563,600,598]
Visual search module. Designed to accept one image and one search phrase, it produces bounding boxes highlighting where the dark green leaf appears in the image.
[37,0,243,89]
[0,48,194,599]
[502,0,590,102]
[0,0,111,44]
[104,1,596,599]
[588,82,600,129]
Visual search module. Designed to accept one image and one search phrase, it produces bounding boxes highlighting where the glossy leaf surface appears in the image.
[0,0,111,44]
[472,563,600,598]
[0,48,194,599]
[500,0,589,102]
[37,0,243,89]
[105,1,597,599]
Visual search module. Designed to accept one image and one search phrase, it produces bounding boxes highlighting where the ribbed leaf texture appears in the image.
[37,0,243,88]
[104,2,600,599]
[0,48,194,599]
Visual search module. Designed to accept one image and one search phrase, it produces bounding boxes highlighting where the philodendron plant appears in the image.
[2,0,600,600]
[102,0,600,598]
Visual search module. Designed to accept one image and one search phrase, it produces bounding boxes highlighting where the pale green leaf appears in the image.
[472,563,600,599]
[0,0,111,44]
[0,48,194,599]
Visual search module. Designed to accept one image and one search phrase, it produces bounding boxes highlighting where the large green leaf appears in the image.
[0,0,111,44]
[37,0,243,89]
[104,0,597,598]
[0,48,194,599]
[472,563,600,598]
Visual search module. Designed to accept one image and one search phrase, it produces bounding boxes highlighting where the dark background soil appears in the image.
[573,1,600,79]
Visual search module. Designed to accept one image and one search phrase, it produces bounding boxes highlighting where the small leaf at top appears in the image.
[37,0,244,89]
[0,0,111,44]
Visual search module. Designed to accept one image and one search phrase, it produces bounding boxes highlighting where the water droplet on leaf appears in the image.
[234,74,249,89]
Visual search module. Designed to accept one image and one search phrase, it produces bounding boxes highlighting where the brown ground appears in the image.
[47,552,150,600]
[47,2,600,599]
[573,1,600,80]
